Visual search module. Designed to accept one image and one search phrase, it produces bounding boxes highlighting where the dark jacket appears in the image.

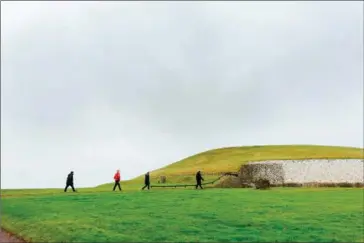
[196,171,204,182]
[144,173,150,184]
[66,173,74,184]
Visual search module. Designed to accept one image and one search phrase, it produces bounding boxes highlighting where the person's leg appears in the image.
[196,181,203,189]
[199,183,203,189]
[142,184,147,190]
[117,182,122,191]
[71,184,76,192]
[113,182,117,191]
[147,183,150,190]
[64,184,69,192]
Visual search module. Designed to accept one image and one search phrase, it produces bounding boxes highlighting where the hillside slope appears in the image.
[152,145,364,175]
[97,145,364,188]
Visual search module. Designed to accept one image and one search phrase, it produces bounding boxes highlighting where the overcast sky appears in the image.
[1,1,363,189]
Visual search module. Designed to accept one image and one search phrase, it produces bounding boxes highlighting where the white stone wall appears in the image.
[247,159,364,183]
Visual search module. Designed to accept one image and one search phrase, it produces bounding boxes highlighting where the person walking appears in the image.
[113,169,122,191]
[195,170,204,189]
[64,171,76,192]
[142,172,151,190]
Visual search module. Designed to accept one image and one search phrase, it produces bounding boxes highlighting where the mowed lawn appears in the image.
[1,188,363,242]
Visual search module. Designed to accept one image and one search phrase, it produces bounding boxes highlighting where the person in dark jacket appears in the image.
[142,172,150,190]
[64,171,76,192]
[195,171,204,189]
[113,169,122,191]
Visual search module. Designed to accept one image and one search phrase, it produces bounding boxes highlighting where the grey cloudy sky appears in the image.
[1,1,363,189]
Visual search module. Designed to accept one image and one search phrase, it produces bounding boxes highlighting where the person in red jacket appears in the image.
[113,169,122,191]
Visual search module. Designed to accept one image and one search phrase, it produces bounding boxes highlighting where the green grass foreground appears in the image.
[2,188,363,242]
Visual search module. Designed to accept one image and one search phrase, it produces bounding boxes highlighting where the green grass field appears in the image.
[1,145,363,242]
[1,188,363,242]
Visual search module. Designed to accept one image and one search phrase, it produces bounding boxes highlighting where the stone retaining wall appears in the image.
[239,159,363,184]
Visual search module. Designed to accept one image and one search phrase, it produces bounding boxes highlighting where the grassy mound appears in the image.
[97,145,364,189]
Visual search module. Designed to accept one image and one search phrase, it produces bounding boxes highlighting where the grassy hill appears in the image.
[2,145,362,195]
[97,145,364,189]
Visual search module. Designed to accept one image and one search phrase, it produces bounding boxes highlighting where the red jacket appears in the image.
[114,172,120,181]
